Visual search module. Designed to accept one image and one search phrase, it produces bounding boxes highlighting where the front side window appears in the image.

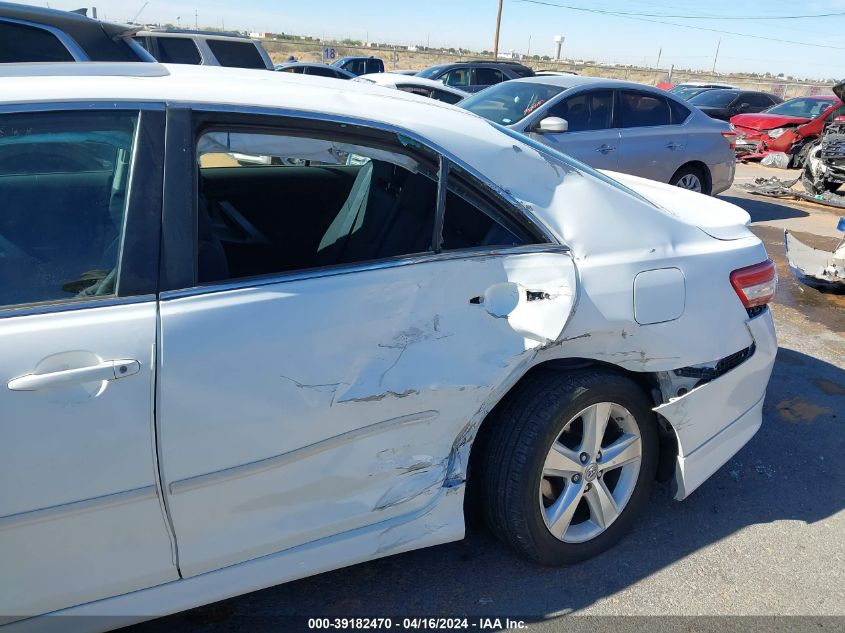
[206,40,265,69]
[460,82,565,125]
[548,90,612,132]
[307,65,338,78]
[154,37,202,64]
[442,68,472,87]
[0,111,138,308]
[619,91,672,127]
[0,21,74,62]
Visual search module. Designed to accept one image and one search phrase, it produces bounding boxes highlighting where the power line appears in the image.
[513,0,845,50]
[514,0,845,20]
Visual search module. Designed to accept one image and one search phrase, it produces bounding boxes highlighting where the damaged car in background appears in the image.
[732,90,842,166]
[1,63,777,629]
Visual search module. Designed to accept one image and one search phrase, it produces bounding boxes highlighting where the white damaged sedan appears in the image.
[0,64,776,627]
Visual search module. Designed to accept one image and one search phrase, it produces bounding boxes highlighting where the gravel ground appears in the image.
[133,163,844,633]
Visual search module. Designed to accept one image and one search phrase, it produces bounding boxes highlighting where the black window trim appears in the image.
[159,104,560,294]
[0,100,165,317]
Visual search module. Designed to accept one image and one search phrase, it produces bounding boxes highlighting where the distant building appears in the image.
[249,31,271,39]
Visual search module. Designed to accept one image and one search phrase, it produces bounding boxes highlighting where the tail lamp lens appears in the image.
[730,260,777,308]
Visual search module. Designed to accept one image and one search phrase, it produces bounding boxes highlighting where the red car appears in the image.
[731,95,843,164]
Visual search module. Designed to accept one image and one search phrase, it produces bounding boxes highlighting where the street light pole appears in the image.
[493,0,503,60]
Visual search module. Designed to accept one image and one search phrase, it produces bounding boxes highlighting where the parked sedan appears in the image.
[355,72,469,103]
[1,62,775,628]
[275,62,356,79]
[731,94,842,163]
[668,82,736,101]
[417,60,534,93]
[688,88,781,121]
[460,75,736,194]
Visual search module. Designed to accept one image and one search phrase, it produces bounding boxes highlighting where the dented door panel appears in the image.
[158,249,576,577]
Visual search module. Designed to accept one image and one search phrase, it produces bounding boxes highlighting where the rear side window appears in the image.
[619,91,671,128]
[669,99,691,124]
[206,40,266,69]
[366,59,383,74]
[279,66,305,74]
[195,129,440,282]
[397,85,432,98]
[308,65,340,78]
[154,37,202,65]
[0,22,74,62]
[474,67,505,86]
[548,90,613,132]
[0,111,138,308]
[743,93,776,108]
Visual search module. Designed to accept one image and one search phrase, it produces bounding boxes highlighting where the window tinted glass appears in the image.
[442,68,472,87]
[397,85,433,98]
[669,99,691,124]
[688,90,739,107]
[280,65,305,73]
[417,65,448,79]
[442,169,529,250]
[742,93,775,108]
[0,22,74,62]
[366,59,383,73]
[206,39,265,69]
[619,91,671,127]
[474,67,505,86]
[308,65,339,78]
[460,82,565,125]
[767,97,838,118]
[155,37,201,64]
[431,89,464,105]
[548,90,612,132]
[0,111,138,308]
[510,66,534,78]
[195,130,439,282]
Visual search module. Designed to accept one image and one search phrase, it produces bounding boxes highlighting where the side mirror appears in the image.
[738,102,751,112]
[537,117,569,133]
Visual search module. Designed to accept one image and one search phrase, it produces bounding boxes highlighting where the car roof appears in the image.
[134,29,256,43]
[0,1,133,36]
[512,75,669,93]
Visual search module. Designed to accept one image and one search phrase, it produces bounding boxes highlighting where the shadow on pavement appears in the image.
[133,348,843,632]
[719,195,808,223]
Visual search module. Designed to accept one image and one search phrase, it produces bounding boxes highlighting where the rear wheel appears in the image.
[670,164,710,195]
[481,371,659,565]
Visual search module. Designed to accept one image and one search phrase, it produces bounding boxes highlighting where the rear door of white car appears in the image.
[616,89,688,182]
[0,104,178,619]
[530,89,620,170]
[155,107,577,577]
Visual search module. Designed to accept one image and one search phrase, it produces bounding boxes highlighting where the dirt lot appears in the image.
[134,163,844,633]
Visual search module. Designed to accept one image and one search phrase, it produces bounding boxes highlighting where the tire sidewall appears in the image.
[519,375,659,565]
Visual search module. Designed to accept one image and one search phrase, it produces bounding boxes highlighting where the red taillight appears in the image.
[730,260,777,308]
[721,130,737,150]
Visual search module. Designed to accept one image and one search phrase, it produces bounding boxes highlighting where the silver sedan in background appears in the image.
[460,76,736,195]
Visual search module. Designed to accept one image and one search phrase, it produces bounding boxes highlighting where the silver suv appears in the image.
[133,30,273,70]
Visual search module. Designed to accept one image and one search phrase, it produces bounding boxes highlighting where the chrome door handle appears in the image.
[665,142,683,150]
[8,359,140,391]
[596,145,616,154]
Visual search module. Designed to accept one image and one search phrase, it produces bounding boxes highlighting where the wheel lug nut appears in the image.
[585,483,592,491]
[572,474,581,483]
[596,451,602,462]
[579,452,589,463]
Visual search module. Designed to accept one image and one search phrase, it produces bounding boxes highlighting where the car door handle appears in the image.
[7,359,140,391]
[665,142,683,150]
[596,145,616,154]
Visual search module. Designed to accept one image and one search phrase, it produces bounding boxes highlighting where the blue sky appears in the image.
[23,0,845,79]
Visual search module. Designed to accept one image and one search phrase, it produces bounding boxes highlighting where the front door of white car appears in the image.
[154,111,577,577]
[0,107,178,620]
[615,89,688,183]
[529,89,620,171]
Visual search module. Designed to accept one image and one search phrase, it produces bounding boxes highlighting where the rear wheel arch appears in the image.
[670,161,712,195]
[463,358,677,527]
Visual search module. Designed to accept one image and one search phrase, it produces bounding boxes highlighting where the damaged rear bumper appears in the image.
[654,310,777,500]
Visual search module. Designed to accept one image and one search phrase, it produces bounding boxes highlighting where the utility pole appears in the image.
[194,9,198,30]
[527,35,531,58]
[656,47,661,69]
[492,0,503,60]
[712,38,721,73]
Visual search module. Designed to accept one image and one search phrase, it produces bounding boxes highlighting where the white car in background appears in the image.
[355,71,469,104]
[0,63,776,630]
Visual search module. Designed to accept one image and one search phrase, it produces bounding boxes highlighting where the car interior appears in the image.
[195,131,528,284]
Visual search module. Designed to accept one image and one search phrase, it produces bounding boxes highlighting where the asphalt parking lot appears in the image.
[135,163,844,632]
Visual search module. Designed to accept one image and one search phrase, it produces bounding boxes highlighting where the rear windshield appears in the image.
[765,97,838,119]
[460,82,565,125]
[206,39,266,69]
[689,90,739,107]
